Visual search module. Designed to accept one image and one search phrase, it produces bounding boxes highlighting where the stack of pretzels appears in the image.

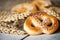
[24,11,59,35]
[11,0,60,35]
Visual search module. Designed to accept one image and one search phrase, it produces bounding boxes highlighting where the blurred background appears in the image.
[0,0,32,11]
[0,0,60,11]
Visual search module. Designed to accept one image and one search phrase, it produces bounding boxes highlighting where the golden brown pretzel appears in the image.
[24,16,42,35]
[32,0,51,9]
[11,3,37,13]
[32,11,59,34]
[11,3,37,18]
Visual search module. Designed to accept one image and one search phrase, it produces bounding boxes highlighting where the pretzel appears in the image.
[24,16,42,35]
[32,11,59,34]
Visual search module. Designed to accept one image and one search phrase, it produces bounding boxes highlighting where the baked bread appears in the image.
[11,3,37,18]
[32,0,52,9]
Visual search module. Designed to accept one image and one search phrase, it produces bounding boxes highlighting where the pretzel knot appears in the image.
[24,11,59,35]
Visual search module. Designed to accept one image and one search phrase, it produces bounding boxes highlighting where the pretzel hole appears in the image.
[47,22,52,26]
[40,19,43,22]
[31,23,35,27]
